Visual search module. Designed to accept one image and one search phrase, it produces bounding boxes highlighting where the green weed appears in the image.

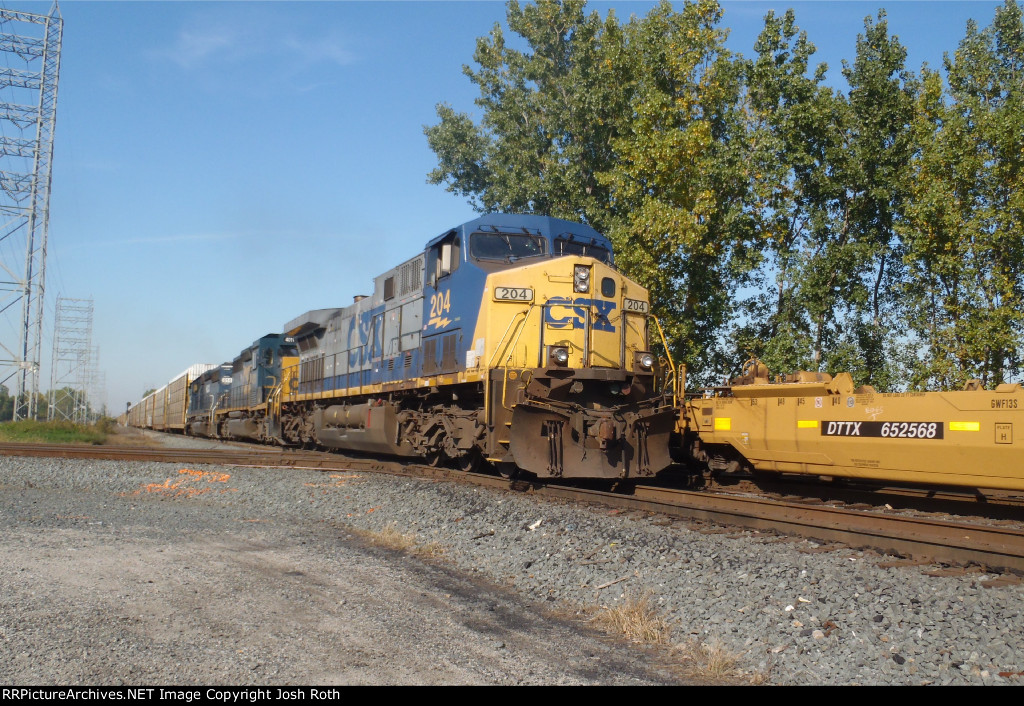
[0,419,109,444]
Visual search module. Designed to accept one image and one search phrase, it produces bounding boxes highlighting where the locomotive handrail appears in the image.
[210,393,225,436]
[581,305,591,368]
[650,315,678,407]
[503,304,538,369]
[487,307,532,369]
[485,305,536,427]
[266,379,286,442]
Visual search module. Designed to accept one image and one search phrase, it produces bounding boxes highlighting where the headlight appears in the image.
[551,347,570,366]
[637,352,655,370]
[573,265,590,293]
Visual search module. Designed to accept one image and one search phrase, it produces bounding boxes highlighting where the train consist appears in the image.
[127,363,216,432]
[126,215,676,480]
[124,215,1024,493]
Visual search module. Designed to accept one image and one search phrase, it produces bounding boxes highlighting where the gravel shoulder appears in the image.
[3,430,1024,685]
[0,456,687,686]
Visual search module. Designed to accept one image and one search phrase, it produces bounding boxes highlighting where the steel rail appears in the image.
[714,476,1024,511]
[0,442,294,466]
[590,484,1024,572]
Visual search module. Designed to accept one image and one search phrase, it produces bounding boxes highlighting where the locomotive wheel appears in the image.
[456,449,484,473]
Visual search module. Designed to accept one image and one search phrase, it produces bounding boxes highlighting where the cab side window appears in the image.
[427,232,460,287]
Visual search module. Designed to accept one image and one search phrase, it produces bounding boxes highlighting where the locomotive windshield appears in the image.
[554,237,612,264]
[470,231,546,261]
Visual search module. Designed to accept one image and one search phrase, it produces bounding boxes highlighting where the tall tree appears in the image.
[0,384,12,422]
[425,0,629,232]
[596,0,750,380]
[427,0,1022,390]
[899,0,1024,387]
[426,0,751,382]
[828,10,917,389]
[730,9,834,376]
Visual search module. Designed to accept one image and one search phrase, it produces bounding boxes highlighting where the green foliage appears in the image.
[46,385,91,422]
[737,9,919,389]
[832,10,917,389]
[427,0,1024,390]
[0,384,13,422]
[427,0,752,383]
[730,8,835,377]
[598,0,752,379]
[425,0,628,229]
[0,386,47,422]
[898,0,1024,388]
[0,419,108,445]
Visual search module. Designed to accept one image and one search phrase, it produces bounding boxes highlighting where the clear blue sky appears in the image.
[17,0,1004,413]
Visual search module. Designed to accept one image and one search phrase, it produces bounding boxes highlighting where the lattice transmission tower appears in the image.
[0,3,61,419]
[47,296,91,423]
[87,346,105,420]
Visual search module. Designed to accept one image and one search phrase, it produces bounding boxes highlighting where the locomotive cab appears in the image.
[186,363,232,437]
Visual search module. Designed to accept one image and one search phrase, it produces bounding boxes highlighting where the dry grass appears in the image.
[414,540,446,558]
[354,523,445,558]
[589,593,670,645]
[678,640,741,678]
[587,593,764,683]
[586,596,764,682]
[672,639,767,683]
[365,524,416,551]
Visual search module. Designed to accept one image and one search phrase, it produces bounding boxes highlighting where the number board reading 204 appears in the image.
[494,287,533,302]
[623,298,649,314]
[822,421,944,439]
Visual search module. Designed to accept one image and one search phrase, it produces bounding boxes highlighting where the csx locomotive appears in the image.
[127,214,677,480]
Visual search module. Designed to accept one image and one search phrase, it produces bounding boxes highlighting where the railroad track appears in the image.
[703,476,1024,514]
[0,442,360,470]
[3,441,1023,574]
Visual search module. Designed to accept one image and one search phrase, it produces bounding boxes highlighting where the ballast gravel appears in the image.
[1,443,1022,686]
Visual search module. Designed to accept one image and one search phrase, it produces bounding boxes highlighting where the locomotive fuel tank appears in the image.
[314,401,417,456]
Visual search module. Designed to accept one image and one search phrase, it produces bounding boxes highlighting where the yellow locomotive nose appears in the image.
[476,257,675,479]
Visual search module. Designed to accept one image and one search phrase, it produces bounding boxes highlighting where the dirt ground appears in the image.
[0,454,688,685]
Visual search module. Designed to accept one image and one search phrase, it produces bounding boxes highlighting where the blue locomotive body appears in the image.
[186,363,232,437]
[274,213,673,477]
[132,214,674,480]
[284,214,615,393]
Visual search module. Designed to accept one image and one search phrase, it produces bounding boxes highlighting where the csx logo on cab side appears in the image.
[545,297,616,332]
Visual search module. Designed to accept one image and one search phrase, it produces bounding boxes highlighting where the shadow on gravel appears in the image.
[338,527,700,685]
